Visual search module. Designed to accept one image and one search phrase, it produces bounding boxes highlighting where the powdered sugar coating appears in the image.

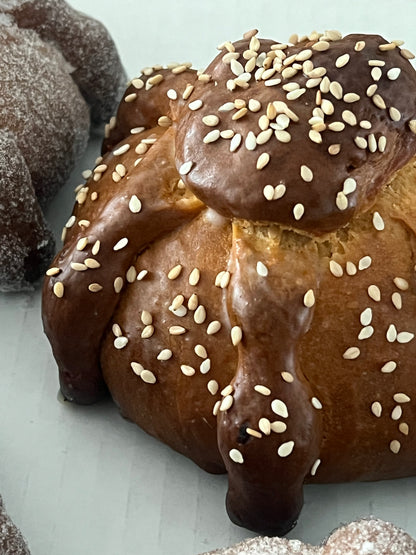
[202,519,416,555]
[0,495,31,554]
[0,0,126,291]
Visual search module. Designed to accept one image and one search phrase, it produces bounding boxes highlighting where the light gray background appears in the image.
[1,1,416,554]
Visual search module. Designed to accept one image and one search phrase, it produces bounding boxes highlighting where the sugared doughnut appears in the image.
[0,0,125,291]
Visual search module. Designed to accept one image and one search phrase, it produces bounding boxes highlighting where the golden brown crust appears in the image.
[42,30,416,535]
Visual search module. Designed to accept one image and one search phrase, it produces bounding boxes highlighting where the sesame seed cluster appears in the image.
[176,30,416,233]
[42,29,416,536]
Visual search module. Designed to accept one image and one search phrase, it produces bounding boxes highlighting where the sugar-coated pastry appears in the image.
[43,30,416,535]
[202,518,416,555]
[0,0,126,291]
[0,495,30,555]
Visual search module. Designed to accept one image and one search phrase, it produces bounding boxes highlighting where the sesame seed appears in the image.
[76,237,89,251]
[281,372,294,383]
[114,336,128,349]
[394,393,411,403]
[130,362,143,376]
[371,401,382,418]
[391,405,403,421]
[311,397,323,410]
[366,84,377,97]
[386,324,398,342]
[286,88,306,100]
[221,385,234,397]
[169,326,186,335]
[113,277,123,294]
[167,264,182,280]
[139,370,156,384]
[368,285,381,301]
[354,136,368,150]
[231,326,243,346]
[141,325,154,339]
[300,165,313,182]
[131,126,145,135]
[157,349,173,361]
[336,191,348,211]
[182,84,194,100]
[141,310,153,326]
[311,459,321,476]
[371,66,382,81]
[137,270,148,281]
[360,308,373,326]
[181,364,196,376]
[397,331,414,344]
[329,260,343,277]
[327,122,345,132]
[390,440,401,454]
[271,399,289,418]
[372,94,386,110]
[220,129,234,139]
[344,93,360,103]
[113,144,130,156]
[207,380,219,395]
[53,282,64,298]
[399,423,409,435]
[303,289,315,308]
[230,133,242,152]
[70,262,87,272]
[220,271,231,288]
[378,136,387,152]
[254,385,271,396]
[343,347,360,360]
[220,395,234,411]
[329,81,343,100]
[179,161,193,175]
[88,283,103,293]
[194,305,207,324]
[387,67,401,80]
[275,130,292,143]
[200,359,211,374]
[400,48,415,60]
[245,131,257,151]
[256,152,270,170]
[393,277,409,290]
[202,115,220,127]
[278,440,295,458]
[293,203,305,220]
[167,89,178,100]
[188,294,198,311]
[248,98,262,112]
[195,344,208,358]
[346,261,357,275]
[308,129,322,144]
[158,115,172,128]
[213,401,221,416]
[342,110,357,126]
[113,237,128,251]
[258,418,271,435]
[381,361,397,373]
[409,120,416,134]
[358,256,372,270]
[207,321,221,335]
[229,448,244,464]
[256,261,268,277]
[189,267,200,286]
[46,267,60,277]
[373,212,385,230]
[358,325,374,340]
[129,195,142,214]
[392,292,402,310]
[203,130,221,144]
[218,102,235,112]
[328,144,341,155]
[313,40,330,51]
[360,120,372,129]
[124,92,137,103]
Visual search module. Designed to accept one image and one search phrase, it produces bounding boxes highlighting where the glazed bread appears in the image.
[0,0,126,291]
[43,30,416,535]
[202,518,416,555]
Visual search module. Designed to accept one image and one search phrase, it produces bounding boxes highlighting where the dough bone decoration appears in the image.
[43,28,416,536]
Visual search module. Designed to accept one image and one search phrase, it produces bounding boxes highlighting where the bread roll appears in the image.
[42,30,416,535]
[0,0,126,291]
